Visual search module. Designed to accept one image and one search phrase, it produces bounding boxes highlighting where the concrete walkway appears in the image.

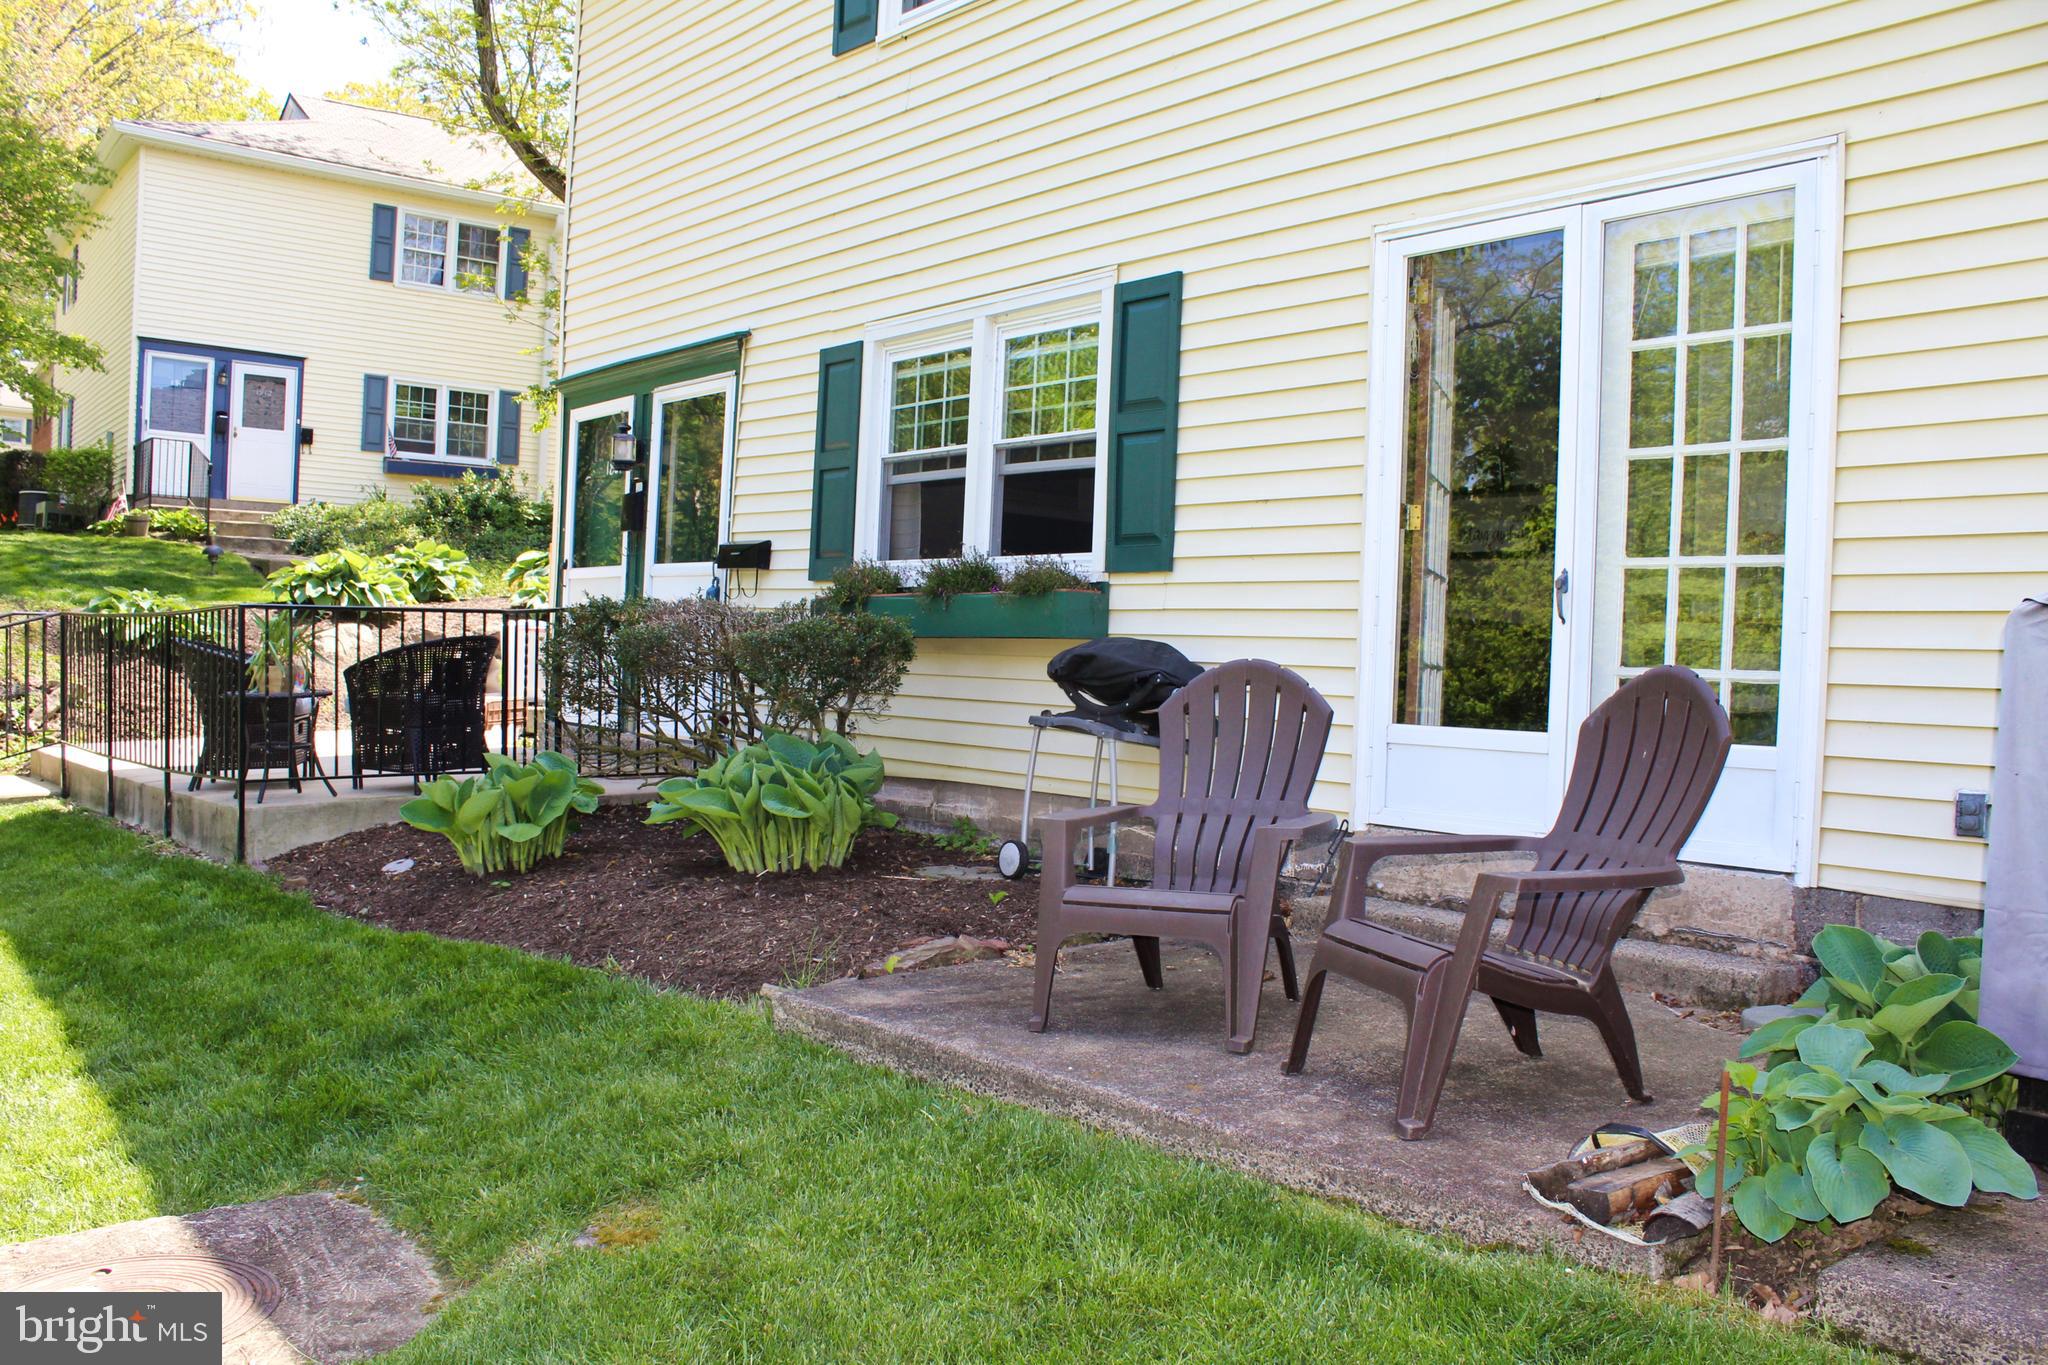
[773,940,1725,1276]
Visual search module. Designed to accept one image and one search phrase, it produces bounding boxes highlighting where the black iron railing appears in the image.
[15,603,687,860]
[132,437,211,527]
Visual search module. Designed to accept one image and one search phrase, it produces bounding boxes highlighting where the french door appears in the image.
[642,375,735,599]
[1365,163,1823,871]
[561,399,630,604]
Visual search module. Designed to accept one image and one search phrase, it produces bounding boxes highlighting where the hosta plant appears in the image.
[1689,925,2036,1243]
[399,751,602,875]
[267,549,415,608]
[646,731,894,873]
[382,539,485,603]
[148,506,210,542]
[506,548,551,607]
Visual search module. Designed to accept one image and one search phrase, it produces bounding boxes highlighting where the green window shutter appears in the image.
[369,204,396,281]
[361,375,388,451]
[833,0,876,53]
[809,341,863,580]
[1105,271,1183,573]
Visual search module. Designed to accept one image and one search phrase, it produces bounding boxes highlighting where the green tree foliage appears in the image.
[351,0,571,199]
[2,0,265,141]
[324,79,435,118]
[0,106,104,412]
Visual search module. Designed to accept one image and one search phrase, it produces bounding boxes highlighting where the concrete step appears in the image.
[1289,893,1812,1010]
[213,533,293,556]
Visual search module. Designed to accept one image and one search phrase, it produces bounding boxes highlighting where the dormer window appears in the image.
[399,210,503,296]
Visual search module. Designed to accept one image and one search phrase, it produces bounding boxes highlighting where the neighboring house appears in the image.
[0,389,30,449]
[549,0,2047,930]
[53,95,558,509]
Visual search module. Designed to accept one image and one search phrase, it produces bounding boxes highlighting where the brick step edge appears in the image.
[1285,893,1812,1011]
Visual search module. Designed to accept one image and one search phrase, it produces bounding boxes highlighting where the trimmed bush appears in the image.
[729,610,915,739]
[269,493,417,556]
[42,446,117,519]
[410,472,552,563]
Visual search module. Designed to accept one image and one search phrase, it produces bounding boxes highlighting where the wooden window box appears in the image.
[863,585,1107,639]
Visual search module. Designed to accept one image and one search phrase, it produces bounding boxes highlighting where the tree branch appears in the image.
[469,0,565,199]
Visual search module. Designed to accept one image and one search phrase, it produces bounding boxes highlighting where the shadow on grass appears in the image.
[0,803,1868,1362]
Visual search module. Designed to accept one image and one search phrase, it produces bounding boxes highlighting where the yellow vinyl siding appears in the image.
[55,156,140,455]
[125,145,552,503]
[563,0,2048,906]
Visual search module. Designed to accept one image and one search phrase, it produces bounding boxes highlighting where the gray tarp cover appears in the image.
[1982,595,2048,1081]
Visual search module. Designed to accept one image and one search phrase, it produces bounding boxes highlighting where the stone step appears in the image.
[1289,893,1811,1010]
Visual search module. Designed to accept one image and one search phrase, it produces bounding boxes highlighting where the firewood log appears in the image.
[1563,1157,1689,1225]
[1526,1139,1662,1201]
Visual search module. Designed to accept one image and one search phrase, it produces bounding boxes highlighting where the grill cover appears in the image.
[1046,637,1202,731]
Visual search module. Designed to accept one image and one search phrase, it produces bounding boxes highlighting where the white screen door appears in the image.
[644,375,735,599]
[1367,162,1822,871]
[226,362,296,502]
[1366,209,1586,835]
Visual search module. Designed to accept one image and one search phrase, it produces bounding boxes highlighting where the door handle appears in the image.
[1555,567,1570,623]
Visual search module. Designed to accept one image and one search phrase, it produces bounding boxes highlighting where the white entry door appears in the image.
[226,362,296,502]
[643,375,735,599]
[1366,161,1825,872]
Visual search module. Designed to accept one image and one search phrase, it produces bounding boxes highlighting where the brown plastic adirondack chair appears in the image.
[1283,665,1732,1139]
[1030,659,1334,1054]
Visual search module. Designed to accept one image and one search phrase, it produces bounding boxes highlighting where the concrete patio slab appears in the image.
[772,940,1734,1277]
[1816,1194,2048,1364]
[0,1193,442,1363]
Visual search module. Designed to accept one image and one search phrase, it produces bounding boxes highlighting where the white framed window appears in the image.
[389,379,496,464]
[398,209,503,296]
[0,417,29,447]
[879,0,975,39]
[141,351,214,441]
[859,275,1112,571]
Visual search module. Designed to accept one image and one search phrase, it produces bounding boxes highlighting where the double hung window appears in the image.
[390,380,495,463]
[867,283,1108,568]
[400,210,503,295]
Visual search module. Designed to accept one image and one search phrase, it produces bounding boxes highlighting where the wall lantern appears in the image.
[611,421,647,473]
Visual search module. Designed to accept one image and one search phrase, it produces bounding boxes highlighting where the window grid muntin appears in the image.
[455,224,501,294]
[1002,323,1099,443]
[400,213,449,287]
[1617,211,1793,744]
[392,382,439,454]
[889,347,972,456]
[446,387,492,461]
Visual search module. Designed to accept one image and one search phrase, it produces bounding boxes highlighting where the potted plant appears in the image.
[247,611,316,692]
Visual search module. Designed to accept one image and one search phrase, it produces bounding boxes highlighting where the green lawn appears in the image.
[0,531,267,610]
[0,802,1869,1362]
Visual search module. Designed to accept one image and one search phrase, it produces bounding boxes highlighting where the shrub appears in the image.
[916,550,1002,604]
[819,559,906,613]
[381,539,485,603]
[268,492,417,557]
[1687,925,2037,1243]
[410,472,552,562]
[646,731,894,873]
[148,507,210,542]
[400,751,601,875]
[506,548,551,607]
[42,446,116,518]
[730,610,915,739]
[266,549,415,607]
[544,595,792,774]
[1001,556,1092,597]
[81,587,199,653]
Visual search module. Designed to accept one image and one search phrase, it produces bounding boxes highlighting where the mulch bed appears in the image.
[269,803,1040,999]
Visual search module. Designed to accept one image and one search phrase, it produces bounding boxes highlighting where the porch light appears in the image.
[611,421,645,473]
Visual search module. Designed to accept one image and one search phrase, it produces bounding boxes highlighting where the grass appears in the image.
[0,531,267,610]
[0,801,1871,1362]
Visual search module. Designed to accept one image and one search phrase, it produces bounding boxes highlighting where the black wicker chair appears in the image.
[173,637,252,790]
[344,635,499,786]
